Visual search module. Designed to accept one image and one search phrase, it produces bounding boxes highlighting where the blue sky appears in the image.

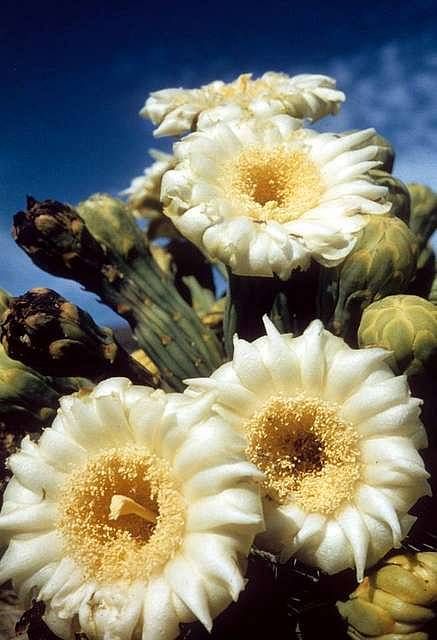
[1,0,437,326]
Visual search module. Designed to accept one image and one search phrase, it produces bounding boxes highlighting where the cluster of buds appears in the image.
[337,552,437,639]
[320,214,419,342]
[0,288,91,430]
[358,295,437,377]
[1,288,155,385]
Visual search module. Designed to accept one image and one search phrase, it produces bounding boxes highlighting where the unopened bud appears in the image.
[0,288,156,386]
[337,552,437,639]
[358,294,437,376]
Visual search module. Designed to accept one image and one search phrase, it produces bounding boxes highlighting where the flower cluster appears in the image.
[0,70,436,640]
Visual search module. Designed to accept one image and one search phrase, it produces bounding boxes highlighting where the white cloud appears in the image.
[312,35,437,188]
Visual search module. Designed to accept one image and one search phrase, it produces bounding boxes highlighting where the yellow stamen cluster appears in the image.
[210,74,268,103]
[244,396,362,514]
[223,145,324,223]
[56,447,186,584]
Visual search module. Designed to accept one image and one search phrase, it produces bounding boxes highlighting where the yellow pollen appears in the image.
[222,145,324,223]
[244,396,362,515]
[214,74,266,102]
[56,447,185,584]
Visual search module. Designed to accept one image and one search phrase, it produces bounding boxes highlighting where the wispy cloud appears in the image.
[316,34,437,188]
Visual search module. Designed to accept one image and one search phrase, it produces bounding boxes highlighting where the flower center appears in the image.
[225,146,324,223]
[244,396,362,515]
[213,74,266,103]
[56,447,185,584]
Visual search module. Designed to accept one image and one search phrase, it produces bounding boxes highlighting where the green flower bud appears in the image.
[368,170,411,224]
[407,183,437,251]
[337,552,437,639]
[358,294,437,376]
[0,288,156,385]
[0,343,91,428]
[0,364,59,427]
[13,197,108,291]
[77,193,147,261]
[13,196,224,391]
[319,216,419,342]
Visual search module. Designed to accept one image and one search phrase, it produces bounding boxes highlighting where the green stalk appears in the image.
[12,197,224,389]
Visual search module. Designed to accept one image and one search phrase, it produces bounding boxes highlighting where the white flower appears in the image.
[142,72,345,137]
[120,150,175,219]
[161,116,391,279]
[186,319,430,581]
[0,378,264,640]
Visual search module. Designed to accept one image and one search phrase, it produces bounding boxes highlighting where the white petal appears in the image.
[92,393,134,445]
[183,461,263,500]
[175,206,213,243]
[357,398,425,441]
[336,505,369,581]
[57,396,107,450]
[184,532,245,601]
[282,513,327,560]
[378,481,431,512]
[188,363,259,416]
[363,513,412,567]
[165,555,212,631]
[173,417,247,479]
[360,436,426,471]
[38,428,87,472]
[0,501,57,537]
[324,346,389,402]
[311,129,375,163]
[232,337,273,393]
[257,320,300,394]
[39,557,85,604]
[123,384,156,412]
[293,320,326,392]
[301,519,353,575]
[364,462,429,487]
[93,377,132,398]
[7,450,66,499]
[2,477,41,506]
[0,531,63,584]
[324,160,381,184]
[186,487,264,533]
[322,146,379,176]
[86,584,145,640]
[354,484,402,546]
[128,391,168,448]
[256,500,305,554]
[18,561,58,600]
[340,376,410,423]
[142,576,183,640]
